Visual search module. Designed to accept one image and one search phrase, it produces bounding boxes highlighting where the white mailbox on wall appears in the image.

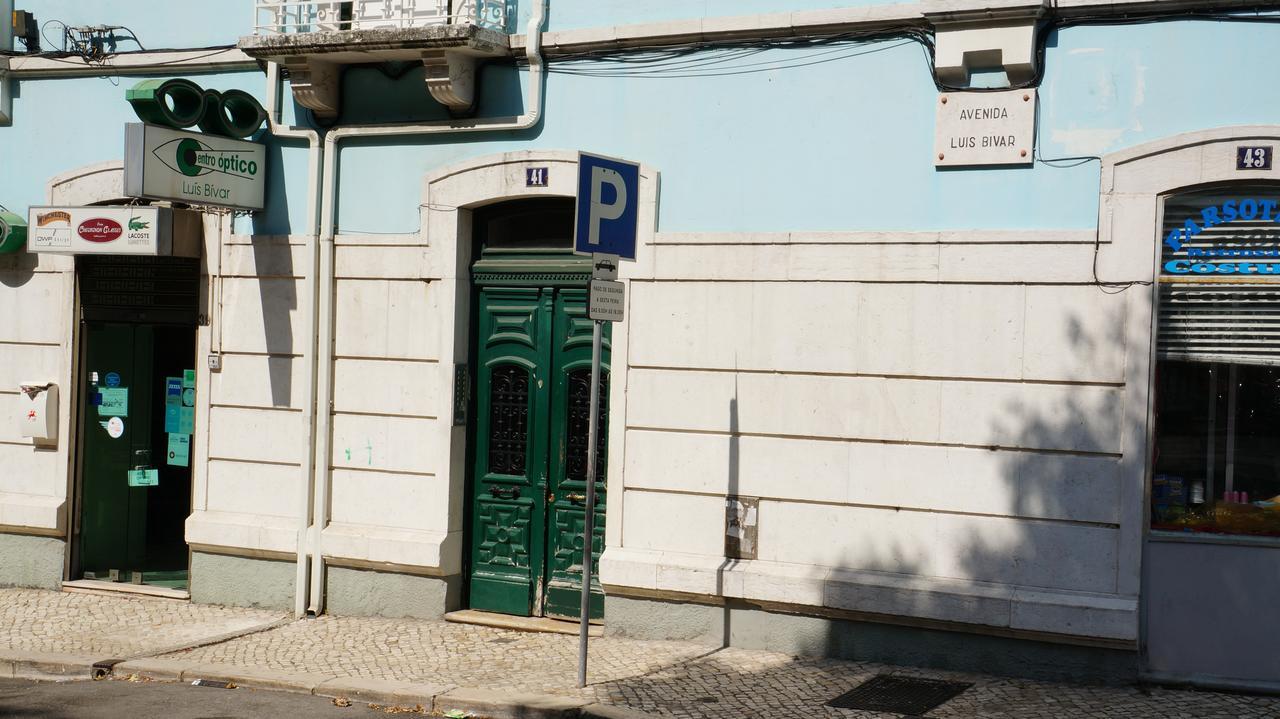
[18,383,58,442]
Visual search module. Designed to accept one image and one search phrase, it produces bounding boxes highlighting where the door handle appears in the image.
[488,486,520,500]
[566,493,586,505]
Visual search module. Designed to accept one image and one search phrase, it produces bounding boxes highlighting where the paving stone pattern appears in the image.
[3,589,1278,718]
[0,588,283,658]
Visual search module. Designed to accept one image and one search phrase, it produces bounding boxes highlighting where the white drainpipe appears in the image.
[306,0,549,615]
[264,61,325,618]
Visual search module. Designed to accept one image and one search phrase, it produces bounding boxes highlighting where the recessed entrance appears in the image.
[1144,184,1280,686]
[73,255,198,591]
[465,198,609,620]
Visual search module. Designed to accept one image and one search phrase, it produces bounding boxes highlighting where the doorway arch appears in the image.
[417,151,659,615]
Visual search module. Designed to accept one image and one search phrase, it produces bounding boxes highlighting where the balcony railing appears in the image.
[253,0,510,34]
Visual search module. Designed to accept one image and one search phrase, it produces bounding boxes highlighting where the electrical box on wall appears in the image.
[0,0,11,126]
[18,382,58,442]
[0,0,12,126]
[0,61,11,126]
[1,1,12,48]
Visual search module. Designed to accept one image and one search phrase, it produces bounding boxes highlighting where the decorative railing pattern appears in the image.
[253,0,510,34]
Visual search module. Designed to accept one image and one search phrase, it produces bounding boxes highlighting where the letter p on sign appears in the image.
[575,152,641,260]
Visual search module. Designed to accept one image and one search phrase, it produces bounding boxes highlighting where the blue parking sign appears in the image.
[575,152,640,260]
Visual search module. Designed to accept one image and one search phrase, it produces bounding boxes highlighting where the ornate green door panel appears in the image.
[468,285,611,619]
[469,287,553,616]
[544,289,609,620]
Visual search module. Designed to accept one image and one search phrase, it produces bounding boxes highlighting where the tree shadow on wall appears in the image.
[809,305,1142,683]
[596,299,1152,717]
[248,232,297,409]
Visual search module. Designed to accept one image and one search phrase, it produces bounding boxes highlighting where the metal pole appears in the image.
[577,319,603,688]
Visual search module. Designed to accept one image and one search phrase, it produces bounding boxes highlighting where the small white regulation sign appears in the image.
[588,279,625,322]
[591,252,619,280]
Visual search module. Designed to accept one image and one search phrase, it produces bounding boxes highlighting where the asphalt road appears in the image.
[0,677,413,718]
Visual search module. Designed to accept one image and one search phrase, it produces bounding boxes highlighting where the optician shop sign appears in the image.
[124,123,266,211]
[27,206,174,255]
[1162,195,1280,276]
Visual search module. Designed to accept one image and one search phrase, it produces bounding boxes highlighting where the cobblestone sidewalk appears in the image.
[3,588,1278,718]
[0,588,284,658]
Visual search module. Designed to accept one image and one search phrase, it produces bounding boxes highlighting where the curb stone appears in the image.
[581,704,660,719]
[0,650,100,681]
[112,658,200,682]
[433,688,589,719]
[313,676,454,707]
[6,652,668,719]
[180,663,336,693]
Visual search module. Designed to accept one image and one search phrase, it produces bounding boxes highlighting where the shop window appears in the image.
[1151,185,1280,538]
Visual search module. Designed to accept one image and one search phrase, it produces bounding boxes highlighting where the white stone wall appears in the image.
[319,233,459,571]
[0,163,129,541]
[187,233,307,553]
[0,252,75,534]
[600,229,1148,642]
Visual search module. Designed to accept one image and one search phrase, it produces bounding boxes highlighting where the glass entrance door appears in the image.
[75,255,198,590]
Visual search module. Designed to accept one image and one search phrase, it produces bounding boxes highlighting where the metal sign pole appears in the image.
[577,318,603,688]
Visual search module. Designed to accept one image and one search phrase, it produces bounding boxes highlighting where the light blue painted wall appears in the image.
[15,1,251,52]
[5,19,1280,237]
[328,19,1280,234]
[0,70,311,235]
[528,0,898,32]
[12,0,896,47]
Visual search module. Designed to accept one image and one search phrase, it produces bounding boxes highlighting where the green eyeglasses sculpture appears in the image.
[126,78,267,139]
[0,211,27,255]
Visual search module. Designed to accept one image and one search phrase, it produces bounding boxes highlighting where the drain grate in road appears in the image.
[826,674,972,716]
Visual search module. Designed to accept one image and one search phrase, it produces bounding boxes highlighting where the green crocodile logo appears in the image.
[128,217,150,231]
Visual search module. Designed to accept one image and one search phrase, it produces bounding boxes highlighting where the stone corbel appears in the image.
[422,49,478,116]
[924,1,1049,87]
[284,56,341,119]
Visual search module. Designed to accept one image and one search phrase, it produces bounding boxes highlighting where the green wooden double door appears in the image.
[469,285,610,619]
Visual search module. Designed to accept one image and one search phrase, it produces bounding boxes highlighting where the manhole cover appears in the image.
[826,674,971,716]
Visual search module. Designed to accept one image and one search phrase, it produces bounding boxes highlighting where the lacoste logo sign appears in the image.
[77,218,123,243]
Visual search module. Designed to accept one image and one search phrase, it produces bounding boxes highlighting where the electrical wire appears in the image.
[542,6,1280,93]
[545,26,935,82]
[551,40,916,79]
